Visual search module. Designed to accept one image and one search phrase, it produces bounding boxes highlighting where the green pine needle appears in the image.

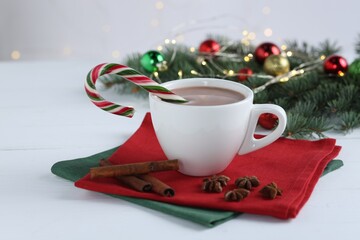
[337,111,360,132]
[100,35,360,139]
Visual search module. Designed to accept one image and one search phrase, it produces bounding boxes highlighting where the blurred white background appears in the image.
[0,0,359,62]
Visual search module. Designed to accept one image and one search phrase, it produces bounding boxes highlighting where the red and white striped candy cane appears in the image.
[85,63,187,118]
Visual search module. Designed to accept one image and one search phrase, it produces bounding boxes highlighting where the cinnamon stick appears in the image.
[99,159,152,192]
[137,174,175,197]
[90,159,179,179]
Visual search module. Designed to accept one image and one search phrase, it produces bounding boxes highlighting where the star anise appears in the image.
[202,175,230,193]
[224,188,250,201]
[235,176,260,190]
[260,182,283,199]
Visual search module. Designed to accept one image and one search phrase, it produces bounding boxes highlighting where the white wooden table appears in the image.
[1,61,360,240]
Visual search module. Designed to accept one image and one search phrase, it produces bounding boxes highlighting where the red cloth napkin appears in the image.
[75,113,341,219]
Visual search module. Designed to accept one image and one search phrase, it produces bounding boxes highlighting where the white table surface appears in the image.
[1,61,360,240]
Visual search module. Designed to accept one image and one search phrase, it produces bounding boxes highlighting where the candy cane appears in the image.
[85,63,187,118]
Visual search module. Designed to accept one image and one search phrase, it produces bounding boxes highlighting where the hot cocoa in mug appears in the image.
[171,86,245,106]
[149,78,287,176]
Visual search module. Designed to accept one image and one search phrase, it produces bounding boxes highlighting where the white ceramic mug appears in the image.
[149,78,286,176]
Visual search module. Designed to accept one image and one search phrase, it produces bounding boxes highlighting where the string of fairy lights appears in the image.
[136,6,348,94]
[130,3,349,94]
[140,37,346,94]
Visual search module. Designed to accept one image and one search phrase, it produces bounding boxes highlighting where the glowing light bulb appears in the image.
[155,1,164,10]
[11,50,21,60]
[241,38,250,46]
[164,39,170,44]
[157,45,163,51]
[189,47,195,52]
[264,28,273,37]
[280,77,289,82]
[281,45,287,51]
[248,32,256,40]
[178,70,183,78]
[286,51,293,57]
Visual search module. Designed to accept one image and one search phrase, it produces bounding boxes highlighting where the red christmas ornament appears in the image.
[258,113,278,130]
[254,42,281,64]
[237,67,253,81]
[199,39,221,55]
[323,55,348,76]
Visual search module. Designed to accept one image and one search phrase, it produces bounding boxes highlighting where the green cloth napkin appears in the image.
[51,146,343,227]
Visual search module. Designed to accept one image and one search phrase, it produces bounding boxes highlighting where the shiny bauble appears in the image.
[263,54,290,76]
[237,67,253,81]
[140,50,167,73]
[323,55,348,76]
[258,113,278,130]
[199,39,221,55]
[348,59,360,75]
[254,42,281,64]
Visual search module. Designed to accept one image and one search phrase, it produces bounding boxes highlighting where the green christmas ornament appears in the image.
[140,50,168,73]
[348,59,360,75]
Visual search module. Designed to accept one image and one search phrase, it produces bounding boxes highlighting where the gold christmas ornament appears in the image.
[263,54,290,76]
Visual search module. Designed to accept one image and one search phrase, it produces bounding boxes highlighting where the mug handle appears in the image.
[238,104,287,155]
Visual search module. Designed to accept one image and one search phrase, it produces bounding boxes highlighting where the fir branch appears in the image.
[306,116,332,138]
[243,75,270,90]
[315,39,341,57]
[284,40,316,61]
[289,101,318,117]
[283,113,312,139]
[272,97,293,110]
[98,34,360,139]
[337,111,360,132]
[284,39,340,60]
[271,72,320,98]
[284,113,331,139]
